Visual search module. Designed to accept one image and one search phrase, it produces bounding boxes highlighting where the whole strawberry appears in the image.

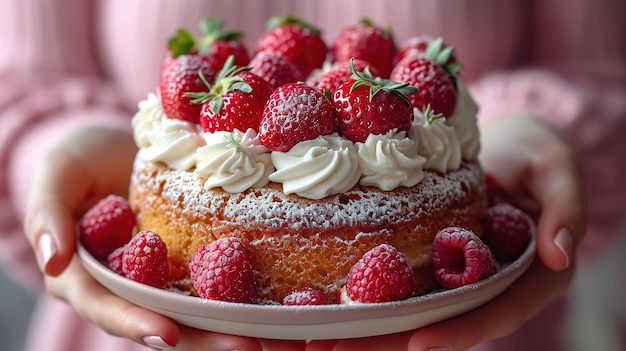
[78,195,135,261]
[312,58,380,94]
[160,18,250,123]
[167,17,250,72]
[259,82,335,152]
[483,203,532,261]
[432,227,494,289]
[188,237,256,303]
[345,244,416,303]
[249,50,302,90]
[333,60,417,143]
[160,50,216,123]
[389,38,459,117]
[256,16,328,80]
[185,56,273,133]
[396,36,460,69]
[333,18,396,78]
[122,231,169,288]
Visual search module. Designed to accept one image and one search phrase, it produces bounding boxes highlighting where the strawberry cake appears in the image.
[126,17,488,304]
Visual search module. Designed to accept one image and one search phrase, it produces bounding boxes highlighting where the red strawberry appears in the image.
[333,18,396,78]
[345,244,416,303]
[282,288,329,306]
[389,39,459,117]
[160,18,252,123]
[249,51,302,90]
[122,231,169,288]
[256,16,328,80]
[159,52,216,123]
[259,82,335,152]
[483,203,532,261]
[333,60,417,143]
[396,36,459,69]
[312,58,380,94]
[185,56,273,133]
[167,17,250,72]
[188,237,256,303]
[432,227,494,289]
[78,195,135,261]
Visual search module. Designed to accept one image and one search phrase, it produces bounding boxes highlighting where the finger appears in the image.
[526,142,586,271]
[46,257,180,348]
[305,339,339,351]
[176,326,263,351]
[24,149,91,275]
[23,127,136,276]
[260,339,307,351]
[314,331,412,351]
[407,259,574,351]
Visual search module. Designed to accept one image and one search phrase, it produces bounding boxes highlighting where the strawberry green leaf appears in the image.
[168,29,196,58]
[200,17,225,36]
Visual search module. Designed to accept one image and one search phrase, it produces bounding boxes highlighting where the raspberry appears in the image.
[432,227,494,289]
[188,237,256,303]
[345,244,416,303]
[78,195,136,261]
[107,244,127,276]
[122,231,169,288]
[282,288,329,306]
[483,203,532,261]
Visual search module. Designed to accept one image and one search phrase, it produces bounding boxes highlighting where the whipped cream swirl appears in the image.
[356,131,427,191]
[409,108,462,173]
[195,129,273,192]
[447,80,480,162]
[269,134,361,199]
[132,93,203,170]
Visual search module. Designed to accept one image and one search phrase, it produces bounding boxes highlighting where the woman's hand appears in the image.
[22,126,298,350]
[306,117,587,351]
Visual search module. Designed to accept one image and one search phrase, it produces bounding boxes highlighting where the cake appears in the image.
[127,17,487,304]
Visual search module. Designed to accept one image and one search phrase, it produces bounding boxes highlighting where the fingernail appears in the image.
[142,335,174,349]
[554,227,573,269]
[427,347,449,351]
[37,233,57,272]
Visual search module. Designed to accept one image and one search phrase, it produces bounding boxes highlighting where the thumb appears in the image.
[23,148,91,276]
[528,142,586,271]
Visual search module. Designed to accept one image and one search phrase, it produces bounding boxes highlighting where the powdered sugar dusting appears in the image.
[131,157,484,231]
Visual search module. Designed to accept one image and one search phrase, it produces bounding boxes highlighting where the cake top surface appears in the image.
[131,17,482,200]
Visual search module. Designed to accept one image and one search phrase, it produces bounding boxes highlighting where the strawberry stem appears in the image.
[224,132,240,149]
[423,104,445,124]
[424,38,462,77]
[184,56,252,115]
[347,58,417,105]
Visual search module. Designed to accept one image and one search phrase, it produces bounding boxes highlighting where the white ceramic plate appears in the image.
[78,233,535,340]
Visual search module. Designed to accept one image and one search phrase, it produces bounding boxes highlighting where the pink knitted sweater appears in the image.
[1,1,624,350]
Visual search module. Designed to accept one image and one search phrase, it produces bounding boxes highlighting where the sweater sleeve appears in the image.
[470,69,626,263]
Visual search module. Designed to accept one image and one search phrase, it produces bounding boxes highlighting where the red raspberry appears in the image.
[78,195,135,261]
[122,231,169,288]
[282,288,329,306]
[346,244,416,303]
[107,244,127,276]
[483,203,532,261]
[188,237,256,303]
[249,50,302,90]
[432,227,494,289]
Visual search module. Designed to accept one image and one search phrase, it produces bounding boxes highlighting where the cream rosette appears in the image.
[356,131,427,191]
[269,133,361,200]
[195,129,273,192]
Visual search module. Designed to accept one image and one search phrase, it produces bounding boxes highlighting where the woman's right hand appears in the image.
[22,126,304,350]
